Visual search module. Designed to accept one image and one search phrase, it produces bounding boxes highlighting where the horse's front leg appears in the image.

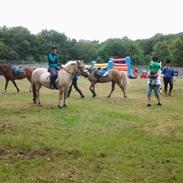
[11,80,19,93]
[58,88,64,108]
[29,86,32,93]
[63,87,69,107]
[89,82,96,97]
[107,81,116,98]
[27,78,32,92]
[2,79,9,94]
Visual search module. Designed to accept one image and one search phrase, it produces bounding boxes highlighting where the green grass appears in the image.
[0,76,183,183]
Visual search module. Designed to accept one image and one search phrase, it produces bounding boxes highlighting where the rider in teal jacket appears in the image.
[48,46,61,89]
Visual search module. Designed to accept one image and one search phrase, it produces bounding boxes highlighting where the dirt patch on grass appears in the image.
[0,148,10,156]
[56,149,82,159]
[0,123,11,132]
[0,148,52,158]
[16,148,52,158]
[140,120,183,138]
[0,147,82,160]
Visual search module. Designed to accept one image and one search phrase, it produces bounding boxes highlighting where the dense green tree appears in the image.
[0,26,183,66]
[98,38,144,64]
[0,41,8,60]
[169,37,183,66]
[152,40,171,65]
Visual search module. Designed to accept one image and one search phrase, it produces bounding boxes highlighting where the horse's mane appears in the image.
[63,60,77,68]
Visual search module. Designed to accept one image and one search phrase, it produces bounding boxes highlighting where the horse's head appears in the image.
[63,60,88,77]
[76,60,88,78]
[85,65,97,78]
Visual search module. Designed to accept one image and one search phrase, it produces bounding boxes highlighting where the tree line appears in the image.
[0,26,183,66]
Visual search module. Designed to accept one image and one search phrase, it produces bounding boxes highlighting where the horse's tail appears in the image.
[32,81,36,104]
[120,71,128,91]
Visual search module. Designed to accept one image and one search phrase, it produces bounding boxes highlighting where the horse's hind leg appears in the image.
[32,82,42,105]
[89,82,96,97]
[107,81,116,98]
[32,82,37,104]
[11,80,19,93]
[117,81,127,98]
[27,78,32,92]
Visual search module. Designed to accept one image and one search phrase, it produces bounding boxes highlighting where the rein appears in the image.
[62,61,83,76]
[62,67,75,75]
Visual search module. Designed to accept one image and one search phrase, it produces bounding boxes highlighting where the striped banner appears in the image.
[94,63,108,68]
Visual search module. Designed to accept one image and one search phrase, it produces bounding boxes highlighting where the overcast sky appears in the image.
[0,0,182,42]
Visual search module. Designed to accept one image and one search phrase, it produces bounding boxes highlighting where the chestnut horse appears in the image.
[86,67,128,98]
[31,60,86,108]
[0,64,33,93]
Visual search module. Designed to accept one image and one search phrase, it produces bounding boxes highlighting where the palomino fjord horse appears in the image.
[86,67,128,98]
[31,60,86,108]
[0,64,33,93]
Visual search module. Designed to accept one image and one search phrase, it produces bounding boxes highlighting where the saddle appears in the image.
[12,66,24,75]
[47,72,58,89]
[93,68,108,79]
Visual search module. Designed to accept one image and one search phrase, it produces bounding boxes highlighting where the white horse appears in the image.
[31,60,86,108]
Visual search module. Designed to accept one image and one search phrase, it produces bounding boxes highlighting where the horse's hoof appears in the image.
[92,94,96,97]
[58,105,62,109]
[124,96,127,98]
[106,95,110,98]
[63,104,67,107]
[1,91,6,94]
[38,102,42,106]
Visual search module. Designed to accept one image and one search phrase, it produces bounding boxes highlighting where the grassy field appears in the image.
[0,76,183,183]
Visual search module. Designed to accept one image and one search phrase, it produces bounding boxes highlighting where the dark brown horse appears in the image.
[86,67,128,98]
[0,64,33,93]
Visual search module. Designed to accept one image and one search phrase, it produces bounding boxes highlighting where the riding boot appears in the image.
[164,91,167,96]
[50,81,53,89]
[67,85,72,97]
[52,79,58,89]
[50,79,57,89]
[168,91,172,96]
[77,89,85,98]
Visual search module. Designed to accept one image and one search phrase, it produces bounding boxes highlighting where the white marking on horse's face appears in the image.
[77,60,87,75]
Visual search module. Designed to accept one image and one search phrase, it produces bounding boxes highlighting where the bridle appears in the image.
[62,60,85,76]
[62,66,75,75]
[76,60,85,75]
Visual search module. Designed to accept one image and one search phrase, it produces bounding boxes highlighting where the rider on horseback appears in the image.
[48,45,61,89]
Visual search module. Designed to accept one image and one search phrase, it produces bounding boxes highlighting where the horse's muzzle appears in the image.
[82,71,89,78]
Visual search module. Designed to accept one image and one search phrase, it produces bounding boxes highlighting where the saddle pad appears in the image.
[93,69,108,78]
[12,66,24,75]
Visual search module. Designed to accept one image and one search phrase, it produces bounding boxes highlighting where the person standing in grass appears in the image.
[146,57,162,107]
[67,74,85,99]
[162,60,175,96]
